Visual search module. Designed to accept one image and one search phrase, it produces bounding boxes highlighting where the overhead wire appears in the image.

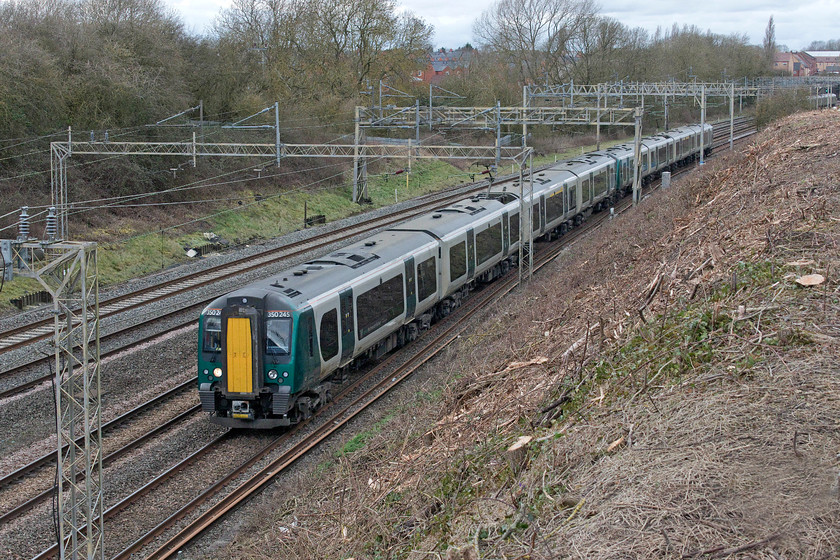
[1,104,491,240]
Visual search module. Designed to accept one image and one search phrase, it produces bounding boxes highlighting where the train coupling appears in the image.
[231,400,254,420]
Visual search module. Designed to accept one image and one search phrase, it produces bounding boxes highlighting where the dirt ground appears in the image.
[213,110,840,559]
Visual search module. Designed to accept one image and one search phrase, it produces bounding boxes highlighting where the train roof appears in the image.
[390,196,506,238]
[484,154,615,201]
[206,196,507,312]
[215,228,438,310]
[554,153,614,173]
[641,134,670,148]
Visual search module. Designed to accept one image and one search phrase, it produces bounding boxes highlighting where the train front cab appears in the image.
[198,294,320,428]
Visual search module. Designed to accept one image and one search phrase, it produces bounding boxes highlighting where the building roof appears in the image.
[428,48,472,72]
[805,51,840,58]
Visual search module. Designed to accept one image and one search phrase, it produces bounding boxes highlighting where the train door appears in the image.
[502,211,510,255]
[538,195,545,234]
[226,317,254,394]
[220,303,260,400]
[568,183,577,213]
[404,257,416,320]
[467,228,476,279]
[339,287,354,362]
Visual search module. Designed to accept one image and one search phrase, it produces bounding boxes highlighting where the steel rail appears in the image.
[0,380,194,490]
[0,405,201,525]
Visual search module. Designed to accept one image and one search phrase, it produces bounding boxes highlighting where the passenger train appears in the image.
[198,123,713,428]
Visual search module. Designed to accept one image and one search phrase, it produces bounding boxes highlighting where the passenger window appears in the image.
[417,257,437,301]
[581,178,590,202]
[319,309,339,361]
[449,242,467,281]
[476,223,502,264]
[357,275,405,339]
[594,172,607,196]
[266,317,292,355]
[546,192,563,221]
[509,213,519,244]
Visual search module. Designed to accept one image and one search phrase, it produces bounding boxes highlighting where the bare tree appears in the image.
[569,16,630,83]
[763,15,776,69]
[213,0,431,101]
[473,0,597,84]
[805,39,840,51]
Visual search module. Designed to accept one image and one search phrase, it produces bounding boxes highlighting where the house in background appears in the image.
[775,51,840,76]
[774,52,813,76]
[805,51,840,74]
[415,47,473,83]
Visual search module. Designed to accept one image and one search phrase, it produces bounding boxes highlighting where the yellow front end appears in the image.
[226,317,253,395]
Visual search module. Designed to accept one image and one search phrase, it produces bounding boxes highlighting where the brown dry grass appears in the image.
[214,110,840,560]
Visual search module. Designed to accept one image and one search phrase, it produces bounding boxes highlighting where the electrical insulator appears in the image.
[17,206,30,242]
[46,207,58,241]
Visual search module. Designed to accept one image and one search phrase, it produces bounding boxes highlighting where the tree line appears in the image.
[0,0,786,141]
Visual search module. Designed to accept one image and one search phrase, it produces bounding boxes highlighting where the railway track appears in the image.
[20,119,754,559]
[2,117,757,558]
[0,115,753,400]
[0,379,199,525]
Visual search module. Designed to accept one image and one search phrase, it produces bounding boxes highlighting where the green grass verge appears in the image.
[0,134,637,310]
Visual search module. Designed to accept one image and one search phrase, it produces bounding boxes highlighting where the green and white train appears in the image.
[197,123,713,428]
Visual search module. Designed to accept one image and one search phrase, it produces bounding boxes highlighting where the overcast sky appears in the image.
[168,0,835,52]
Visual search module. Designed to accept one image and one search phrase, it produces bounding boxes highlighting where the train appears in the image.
[197,123,713,428]
[809,92,838,108]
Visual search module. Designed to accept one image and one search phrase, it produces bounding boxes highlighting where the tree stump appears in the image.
[506,435,533,475]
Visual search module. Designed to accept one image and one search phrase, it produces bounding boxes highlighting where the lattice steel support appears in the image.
[30,241,104,560]
[632,108,643,205]
[51,136,71,241]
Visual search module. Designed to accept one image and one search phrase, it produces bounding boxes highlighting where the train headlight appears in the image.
[282,371,289,378]
[268,370,278,380]
[213,368,223,378]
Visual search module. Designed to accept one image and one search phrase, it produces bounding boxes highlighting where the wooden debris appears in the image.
[795,273,825,287]
[561,324,600,364]
[504,357,549,371]
[506,435,533,474]
[607,436,626,453]
[682,534,780,558]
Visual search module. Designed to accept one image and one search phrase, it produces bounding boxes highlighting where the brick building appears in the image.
[415,48,473,83]
[805,51,840,74]
[774,51,840,76]
[774,52,813,76]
